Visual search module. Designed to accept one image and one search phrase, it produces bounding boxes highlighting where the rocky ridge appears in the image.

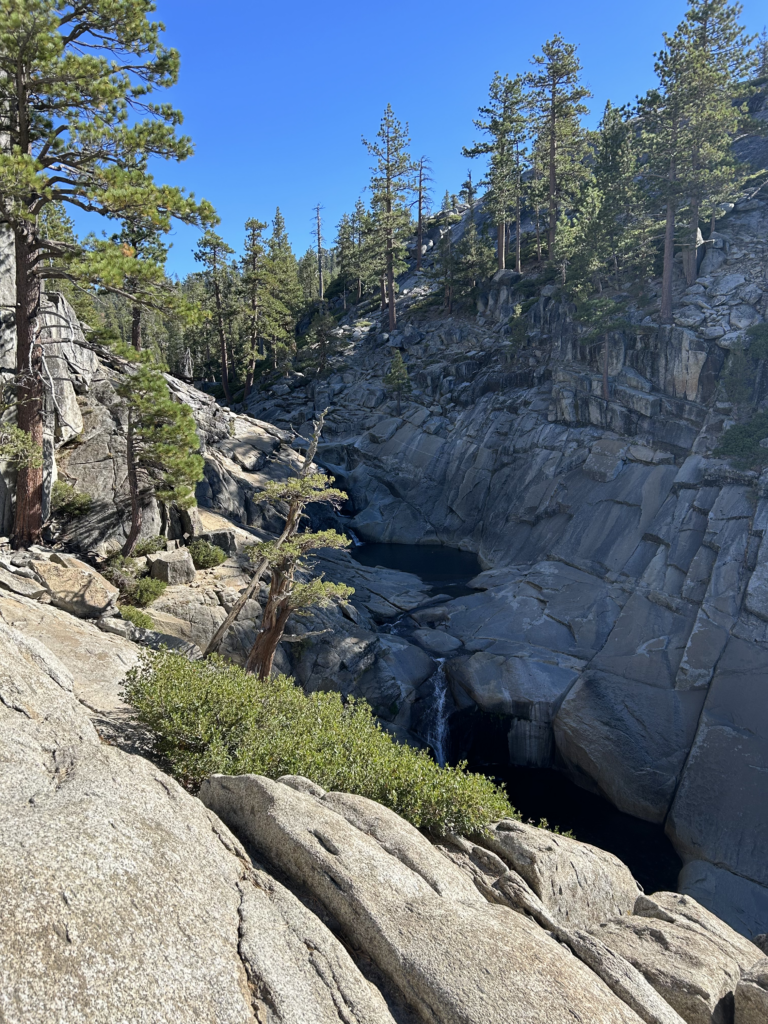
[3,619,767,1023]
[231,195,768,939]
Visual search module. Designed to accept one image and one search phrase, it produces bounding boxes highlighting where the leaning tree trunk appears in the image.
[122,412,142,556]
[245,602,292,679]
[11,226,44,549]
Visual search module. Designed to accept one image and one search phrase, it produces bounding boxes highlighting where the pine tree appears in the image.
[455,172,498,303]
[194,231,236,404]
[0,0,213,547]
[640,0,757,318]
[383,350,412,414]
[525,36,592,263]
[241,218,269,399]
[363,105,415,332]
[244,525,353,679]
[300,312,340,375]
[114,348,204,556]
[335,213,357,310]
[263,208,302,371]
[463,73,529,272]
[412,156,433,271]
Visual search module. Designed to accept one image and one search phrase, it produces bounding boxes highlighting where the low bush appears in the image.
[714,410,768,469]
[125,652,516,836]
[134,536,167,557]
[125,576,167,607]
[120,605,154,630]
[188,538,227,569]
[50,480,92,518]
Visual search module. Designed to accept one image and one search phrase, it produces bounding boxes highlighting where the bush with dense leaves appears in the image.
[125,576,167,607]
[120,605,154,630]
[125,652,516,836]
[134,536,167,557]
[50,480,92,518]
[714,410,768,469]
[188,538,227,569]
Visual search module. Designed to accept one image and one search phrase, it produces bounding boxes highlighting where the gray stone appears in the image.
[446,650,578,718]
[584,439,628,482]
[678,861,768,941]
[590,892,763,1024]
[710,273,746,296]
[666,637,768,893]
[148,548,197,585]
[201,774,646,1024]
[478,817,641,930]
[410,626,462,656]
[0,626,392,1024]
[735,959,768,1024]
[554,672,706,822]
[0,564,46,599]
[320,790,485,904]
[30,558,119,618]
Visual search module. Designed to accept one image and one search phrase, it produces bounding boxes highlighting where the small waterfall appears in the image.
[424,660,449,767]
[347,529,364,547]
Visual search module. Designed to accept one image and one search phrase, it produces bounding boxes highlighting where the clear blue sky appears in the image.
[111,0,767,277]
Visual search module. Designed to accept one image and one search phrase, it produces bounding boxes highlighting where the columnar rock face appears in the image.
[231,197,768,937]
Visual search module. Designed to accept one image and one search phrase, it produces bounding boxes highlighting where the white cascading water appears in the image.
[424,660,449,767]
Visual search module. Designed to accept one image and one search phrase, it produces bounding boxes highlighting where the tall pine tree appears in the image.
[363,105,415,332]
[0,0,212,546]
[525,36,591,263]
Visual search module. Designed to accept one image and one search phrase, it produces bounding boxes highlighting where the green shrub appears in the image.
[125,576,167,607]
[50,480,92,518]
[747,322,768,361]
[134,536,167,557]
[120,605,155,630]
[125,652,516,836]
[714,411,768,469]
[188,538,227,569]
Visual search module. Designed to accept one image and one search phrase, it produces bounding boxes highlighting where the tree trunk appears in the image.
[122,411,142,556]
[357,277,362,303]
[535,210,541,264]
[660,195,676,325]
[131,305,142,351]
[417,167,424,272]
[214,280,232,404]
[548,92,557,260]
[515,192,521,273]
[497,222,505,271]
[316,205,324,301]
[603,336,610,401]
[245,601,292,679]
[11,226,44,549]
[684,199,700,286]
[386,196,396,332]
[380,274,386,312]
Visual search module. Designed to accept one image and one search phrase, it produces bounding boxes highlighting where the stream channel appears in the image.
[350,541,682,895]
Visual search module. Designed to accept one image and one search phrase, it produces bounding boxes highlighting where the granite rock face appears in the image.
[202,772,647,1024]
[0,620,398,1024]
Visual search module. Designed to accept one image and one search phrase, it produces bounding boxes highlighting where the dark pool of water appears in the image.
[480,764,682,895]
[350,540,681,895]
[350,542,482,598]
